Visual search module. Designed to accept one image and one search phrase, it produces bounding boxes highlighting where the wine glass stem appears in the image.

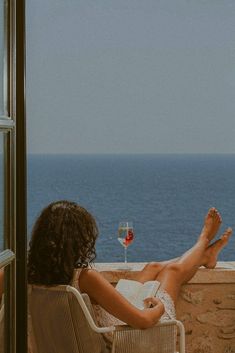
[124,246,127,263]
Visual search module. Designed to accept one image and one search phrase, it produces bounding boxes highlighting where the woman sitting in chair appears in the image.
[28,200,232,333]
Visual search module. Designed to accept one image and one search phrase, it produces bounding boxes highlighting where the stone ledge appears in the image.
[94,261,235,284]
[94,261,235,353]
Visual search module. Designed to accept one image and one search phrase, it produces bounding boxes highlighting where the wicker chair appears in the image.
[28,284,185,353]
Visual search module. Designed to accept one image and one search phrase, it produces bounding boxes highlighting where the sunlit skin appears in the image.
[79,208,232,329]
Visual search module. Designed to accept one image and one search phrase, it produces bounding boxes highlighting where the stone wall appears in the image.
[95,262,235,353]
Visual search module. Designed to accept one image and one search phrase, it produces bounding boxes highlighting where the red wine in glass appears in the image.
[117,222,134,263]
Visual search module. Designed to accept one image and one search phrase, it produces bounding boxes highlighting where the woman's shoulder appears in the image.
[81,267,114,295]
[72,267,104,292]
[79,267,103,282]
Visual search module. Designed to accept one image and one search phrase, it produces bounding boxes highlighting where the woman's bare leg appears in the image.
[134,207,222,283]
[203,228,232,269]
[156,227,232,303]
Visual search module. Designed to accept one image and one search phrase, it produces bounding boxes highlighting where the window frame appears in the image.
[0,0,27,352]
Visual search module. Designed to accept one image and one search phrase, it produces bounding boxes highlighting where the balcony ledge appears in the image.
[95,261,235,353]
[95,261,235,283]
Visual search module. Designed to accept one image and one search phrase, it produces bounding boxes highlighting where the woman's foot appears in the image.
[203,228,232,269]
[199,208,222,242]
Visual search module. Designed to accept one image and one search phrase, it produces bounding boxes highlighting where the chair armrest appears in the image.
[114,319,182,330]
[66,285,116,334]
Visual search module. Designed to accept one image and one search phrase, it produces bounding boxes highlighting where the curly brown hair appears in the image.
[27,200,98,285]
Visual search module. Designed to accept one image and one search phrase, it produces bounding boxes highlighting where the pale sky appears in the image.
[26,0,235,154]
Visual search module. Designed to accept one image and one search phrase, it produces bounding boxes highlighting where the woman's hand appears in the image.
[144,296,165,312]
[140,296,165,327]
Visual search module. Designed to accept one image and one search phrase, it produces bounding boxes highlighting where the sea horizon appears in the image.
[26,153,235,262]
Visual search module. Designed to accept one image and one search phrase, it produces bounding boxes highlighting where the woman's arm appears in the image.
[79,269,164,329]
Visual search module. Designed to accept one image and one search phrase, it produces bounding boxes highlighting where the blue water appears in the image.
[28,154,235,262]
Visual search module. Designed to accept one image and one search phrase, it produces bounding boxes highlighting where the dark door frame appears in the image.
[15,0,27,352]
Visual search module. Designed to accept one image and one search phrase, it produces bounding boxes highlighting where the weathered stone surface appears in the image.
[188,334,213,353]
[224,345,235,353]
[218,332,235,339]
[196,310,235,327]
[218,326,235,339]
[181,289,204,304]
[220,327,235,334]
[180,312,193,322]
[177,284,235,352]
[213,298,222,304]
[227,294,235,301]
[96,262,235,353]
[179,312,194,334]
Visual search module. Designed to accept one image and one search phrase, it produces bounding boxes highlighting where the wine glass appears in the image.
[117,222,134,264]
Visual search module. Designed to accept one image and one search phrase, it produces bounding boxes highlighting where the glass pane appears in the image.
[0,267,4,352]
[0,0,5,115]
[0,133,4,252]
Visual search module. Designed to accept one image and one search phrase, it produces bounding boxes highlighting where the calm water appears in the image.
[27,154,235,262]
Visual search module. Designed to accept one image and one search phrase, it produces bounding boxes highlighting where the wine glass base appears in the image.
[116,263,133,271]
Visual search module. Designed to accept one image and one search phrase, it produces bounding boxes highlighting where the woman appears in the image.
[28,200,232,332]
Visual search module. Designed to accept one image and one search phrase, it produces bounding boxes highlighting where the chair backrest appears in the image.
[113,322,180,353]
[28,285,107,353]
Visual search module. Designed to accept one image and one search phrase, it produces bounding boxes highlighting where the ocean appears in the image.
[28,154,235,262]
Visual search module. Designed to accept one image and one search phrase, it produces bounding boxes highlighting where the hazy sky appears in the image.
[26,0,235,154]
